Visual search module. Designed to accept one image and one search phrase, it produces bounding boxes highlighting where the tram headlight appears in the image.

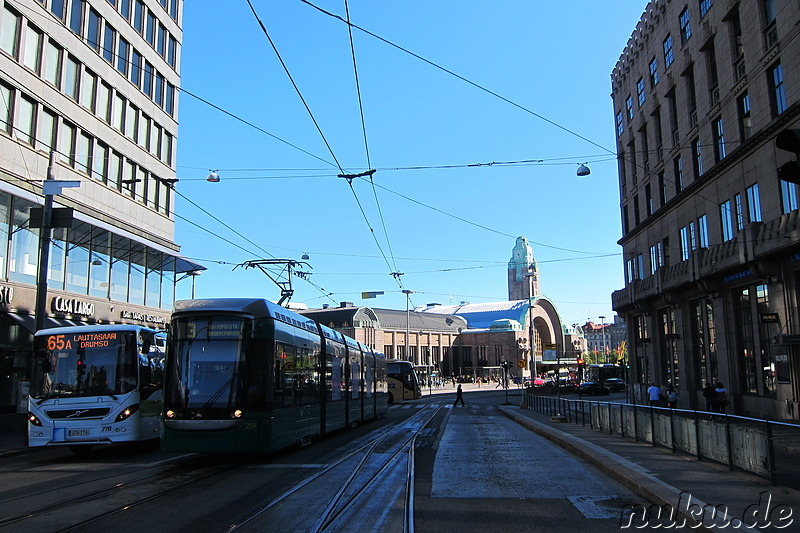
[28,412,42,427]
[232,410,243,418]
[114,404,140,422]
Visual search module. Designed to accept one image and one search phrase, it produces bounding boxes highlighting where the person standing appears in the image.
[667,386,678,408]
[702,382,716,412]
[647,383,661,407]
[454,383,465,407]
[714,382,728,414]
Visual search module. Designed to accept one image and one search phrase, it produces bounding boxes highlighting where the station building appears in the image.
[611,0,800,419]
[0,0,201,412]
[301,236,575,383]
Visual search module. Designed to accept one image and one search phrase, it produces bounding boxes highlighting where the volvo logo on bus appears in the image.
[51,296,95,317]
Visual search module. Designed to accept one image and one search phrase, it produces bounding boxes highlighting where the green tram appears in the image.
[161,298,388,454]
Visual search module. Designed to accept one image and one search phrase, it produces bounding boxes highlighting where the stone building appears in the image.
[302,236,568,383]
[611,0,800,419]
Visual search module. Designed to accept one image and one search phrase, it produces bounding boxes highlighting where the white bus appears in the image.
[27,325,165,453]
[386,360,421,403]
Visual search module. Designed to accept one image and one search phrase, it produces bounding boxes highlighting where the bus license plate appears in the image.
[68,429,89,437]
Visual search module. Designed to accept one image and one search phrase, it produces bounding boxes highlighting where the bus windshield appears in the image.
[32,330,138,399]
[166,316,247,411]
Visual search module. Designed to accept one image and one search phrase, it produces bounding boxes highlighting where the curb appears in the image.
[497,406,758,532]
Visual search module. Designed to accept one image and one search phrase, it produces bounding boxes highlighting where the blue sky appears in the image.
[172,1,647,326]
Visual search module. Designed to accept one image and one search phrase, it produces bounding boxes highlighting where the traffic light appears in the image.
[576,357,584,369]
[776,128,800,184]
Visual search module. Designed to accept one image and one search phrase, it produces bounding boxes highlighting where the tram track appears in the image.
[226,405,441,533]
[0,453,232,531]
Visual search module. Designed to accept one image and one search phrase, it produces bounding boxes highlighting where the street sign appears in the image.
[517,359,526,369]
[761,313,780,323]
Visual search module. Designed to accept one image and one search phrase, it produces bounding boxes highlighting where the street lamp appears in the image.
[402,290,413,363]
[599,315,607,363]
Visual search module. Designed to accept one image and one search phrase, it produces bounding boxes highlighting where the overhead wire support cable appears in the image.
[245,0,345,173]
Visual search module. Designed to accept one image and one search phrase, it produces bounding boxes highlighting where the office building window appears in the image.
[700,0,712,17]
[763,0,778,48]
[626,95,634,121]
[16,95,35,145]
[50,0,66,20]
[22,24,42,73]
[117,38,129,76]
[133,1,145,34]
[69,0,84,36]
[734,194,744,231]
[649,57,659,87]
[87,8,101,51]
[738,92,751,141]
[650,244,659,275]
[645,183,653,216]
[698,215,709,248]
[64,55,80,101]
[103,22,116,63]
[664,34,674,68]
[637,77,646,106]
[80,70,96,110]
[44,40,61,87]
[39,108,56,153]
[616,111,623,137]
[693,138,703,178]
[674,156,684,194]
[746,184,762,222]
[0,84,12,134]
[130,50,142,87]
[713,118,726,162]
[770,62,787,116]
[680,6,692,44]
[680,225,693,261]
[1,6,20,58]
[781,180,799,214]
[720,200,734,241]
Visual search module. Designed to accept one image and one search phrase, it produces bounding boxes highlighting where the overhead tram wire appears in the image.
[298,0,615,156]
[245,0,345,174]
[295,0,748,247]
[344,0,401,276]
[245,0,405,290]
[178,87,338,169]
[357,176,612,255]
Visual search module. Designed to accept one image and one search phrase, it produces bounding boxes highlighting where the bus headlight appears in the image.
[114,404,139,422]
[28,412,42,427]
[232,410,243,418]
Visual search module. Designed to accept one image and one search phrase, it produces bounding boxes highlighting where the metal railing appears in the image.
[523,394,800,490]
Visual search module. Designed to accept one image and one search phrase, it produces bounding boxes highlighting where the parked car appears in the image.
[605,378,627,392]
[579,381,610,396]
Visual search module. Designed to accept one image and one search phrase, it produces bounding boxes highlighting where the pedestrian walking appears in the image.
[647,383,661,407]
[454,383,465,407]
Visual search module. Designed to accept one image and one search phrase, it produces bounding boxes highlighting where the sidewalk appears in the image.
[0,412,27,457]
[499,400,800,530]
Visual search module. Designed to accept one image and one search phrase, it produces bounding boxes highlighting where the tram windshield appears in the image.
[32,330,138,399]
[166,316,248,411]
